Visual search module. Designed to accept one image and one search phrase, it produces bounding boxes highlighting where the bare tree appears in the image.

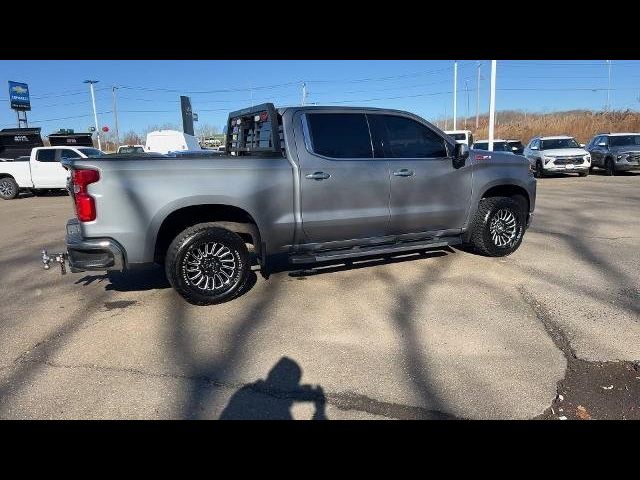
[121,130,143,145]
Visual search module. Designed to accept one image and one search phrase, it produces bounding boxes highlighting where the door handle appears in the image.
[393,169,414,177]
[305,172,331,180]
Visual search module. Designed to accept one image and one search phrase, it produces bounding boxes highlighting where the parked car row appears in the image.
[444,130,640,178]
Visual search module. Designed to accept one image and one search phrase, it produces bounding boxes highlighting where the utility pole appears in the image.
[488,60,497,152]
[444,104,448,130]
[301,82,307,106]
[112,86,120,147]
[464,80,470,129]
[453,61,458,130]
[606,60,612,111]
[476,62,481,129]
[84,80,101,150]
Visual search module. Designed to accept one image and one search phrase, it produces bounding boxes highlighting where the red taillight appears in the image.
[71,169,99,222]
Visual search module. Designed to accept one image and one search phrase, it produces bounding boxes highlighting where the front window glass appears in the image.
[540,138,580,149]
[608,135,640,147]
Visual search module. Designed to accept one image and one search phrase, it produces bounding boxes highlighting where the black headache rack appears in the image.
[48,132,94,147]
[0,128,44,159]
[226,103,284,156]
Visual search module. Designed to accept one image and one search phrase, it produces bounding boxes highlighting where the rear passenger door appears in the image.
[295,111,391,244]
[368,114,472,235]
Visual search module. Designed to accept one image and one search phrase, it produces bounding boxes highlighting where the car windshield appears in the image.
[77,148,104,157]
[541,138,580,150]
[608,135,640,147]
[118,146,145,154]
[449,133,467,141]
[474,141,510,151]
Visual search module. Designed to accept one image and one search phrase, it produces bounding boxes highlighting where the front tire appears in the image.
[534,161,545,178]
[0,177,19,200]
[468,197,526,257]
[605,158,616,176]
[579,171,588,177]
[165,224,250,305]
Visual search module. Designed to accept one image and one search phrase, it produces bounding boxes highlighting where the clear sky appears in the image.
[2,60,639,135]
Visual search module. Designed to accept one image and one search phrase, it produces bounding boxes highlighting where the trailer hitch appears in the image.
[41,249,68,275]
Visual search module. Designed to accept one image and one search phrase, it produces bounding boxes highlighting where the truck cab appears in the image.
[0,146,103,199]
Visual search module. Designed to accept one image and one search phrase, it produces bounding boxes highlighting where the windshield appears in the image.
[449,133,467,141]
[507,141,524,153]
[474,141,510,151]
[608,135,640,147]
[77,148,104,157]
[118,146,145,154]
[541,138,580,150]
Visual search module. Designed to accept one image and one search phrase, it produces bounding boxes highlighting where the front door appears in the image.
[295,111,390,244]
[31,148,72,188]
[368,114,472,234]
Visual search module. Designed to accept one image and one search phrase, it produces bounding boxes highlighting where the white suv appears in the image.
[524,135,591,178]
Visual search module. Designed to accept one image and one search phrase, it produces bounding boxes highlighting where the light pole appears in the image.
[464,80,470,129]
[84,80,101,150]
[606,60,612,111]
[112,86,120,147]
[476,62,482,129]
[453,61,458,130]
[488,61,497,152]
[301,82,307,106]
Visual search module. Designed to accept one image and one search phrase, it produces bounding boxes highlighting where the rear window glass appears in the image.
[306,113,373,158]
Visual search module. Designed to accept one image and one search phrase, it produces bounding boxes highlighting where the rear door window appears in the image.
[305,113,373,159]
[36,149,57,162]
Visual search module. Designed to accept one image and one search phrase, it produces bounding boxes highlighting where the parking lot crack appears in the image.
[517,285,577,360]
[518,285,640,420]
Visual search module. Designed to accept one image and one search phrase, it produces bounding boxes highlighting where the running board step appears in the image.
[289,238,459,264]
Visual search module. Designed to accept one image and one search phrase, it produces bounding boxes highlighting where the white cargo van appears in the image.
[144,130,201,155]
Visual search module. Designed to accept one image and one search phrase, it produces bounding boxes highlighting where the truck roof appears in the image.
[539,135,574,140]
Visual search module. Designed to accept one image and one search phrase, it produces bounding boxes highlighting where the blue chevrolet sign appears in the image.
[8,81,31,111]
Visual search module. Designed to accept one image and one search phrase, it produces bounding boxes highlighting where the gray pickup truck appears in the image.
[44,103,536,305]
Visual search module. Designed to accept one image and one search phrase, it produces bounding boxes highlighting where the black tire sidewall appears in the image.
[536,161,544,178]
[0,177,18,200]
[606,158,615,176]
[479,198,525,257]
[168,227,249,305]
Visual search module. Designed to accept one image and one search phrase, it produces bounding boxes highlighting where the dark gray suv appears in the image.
[586,133,640,175]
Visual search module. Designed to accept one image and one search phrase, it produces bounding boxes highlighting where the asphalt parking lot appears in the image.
[0,172,639,420]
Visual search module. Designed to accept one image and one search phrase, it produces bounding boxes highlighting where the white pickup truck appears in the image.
[0,145,103,200]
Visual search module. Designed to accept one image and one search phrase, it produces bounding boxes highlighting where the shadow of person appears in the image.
[219,357,327,420]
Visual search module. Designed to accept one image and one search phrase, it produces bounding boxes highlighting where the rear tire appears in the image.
[468,197,526,257]
[0,177,19,200]
[165,224,250,305]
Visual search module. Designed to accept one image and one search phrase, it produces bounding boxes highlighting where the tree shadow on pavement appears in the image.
[219,357,326,420]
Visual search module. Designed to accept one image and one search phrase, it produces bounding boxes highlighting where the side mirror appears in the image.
[453,143,469,168]
[579,143,586,148]
[530,145,538,150]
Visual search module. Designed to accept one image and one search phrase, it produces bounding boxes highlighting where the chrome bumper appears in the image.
[63,219,125,272]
